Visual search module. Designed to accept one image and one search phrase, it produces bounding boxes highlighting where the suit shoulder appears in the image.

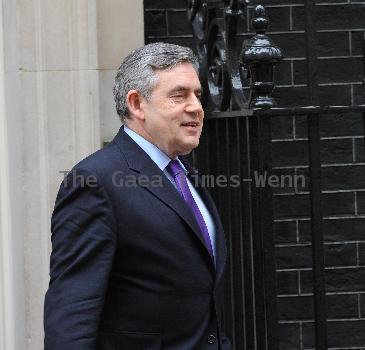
[71,141,126,180]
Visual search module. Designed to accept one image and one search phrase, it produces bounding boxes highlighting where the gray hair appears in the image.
[113,42,199,123]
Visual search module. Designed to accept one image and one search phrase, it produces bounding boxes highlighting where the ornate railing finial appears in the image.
[240,5,283,109]
[252,5,268,34]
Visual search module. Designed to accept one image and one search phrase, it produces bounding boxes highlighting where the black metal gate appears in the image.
[187,1,365,349]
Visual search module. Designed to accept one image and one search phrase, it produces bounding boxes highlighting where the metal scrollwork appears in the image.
[240,5,283,108]
[207,19,231,110]
[224,0,249,109]
[187,1,282,111]
[188,0,208,42]
[187,0,199,21]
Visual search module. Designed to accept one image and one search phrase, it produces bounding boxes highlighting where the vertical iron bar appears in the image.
[205,120,212,177]
[304,0,328,348]
[221,118,236,348]
[363,110,365,167]
[362,31,365,99]
[240,116,256,350]
[249,112,278,350]
[228,117,245,350]
[360,31,365,211]
[214,118,234,344]
[307,113,327,350]
[304,0,319,103]
[249,114,266,350]
[259,115,278,350]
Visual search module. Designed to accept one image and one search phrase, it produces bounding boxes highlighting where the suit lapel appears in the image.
[113,127,215,270]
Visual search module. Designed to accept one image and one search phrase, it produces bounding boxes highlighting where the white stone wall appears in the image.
[0,1,144,349]
[97,1,145,142]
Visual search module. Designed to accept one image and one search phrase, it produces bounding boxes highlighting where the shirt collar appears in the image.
[124,125,188,174]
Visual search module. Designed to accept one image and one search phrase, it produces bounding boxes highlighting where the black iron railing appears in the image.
[188,1,365,349]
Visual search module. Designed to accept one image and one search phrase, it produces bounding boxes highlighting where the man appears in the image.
[44,42,232,350]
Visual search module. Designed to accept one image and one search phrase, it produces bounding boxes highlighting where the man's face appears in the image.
[139,62,204,158]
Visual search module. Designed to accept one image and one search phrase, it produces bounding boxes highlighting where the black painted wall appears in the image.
[144,1,365,349]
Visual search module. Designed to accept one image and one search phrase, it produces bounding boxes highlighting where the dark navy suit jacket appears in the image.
[44,127,232,350]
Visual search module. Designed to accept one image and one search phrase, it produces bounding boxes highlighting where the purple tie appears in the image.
[167,159,214,259]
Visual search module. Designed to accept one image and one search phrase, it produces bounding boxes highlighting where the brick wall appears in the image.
[144,0,365,349]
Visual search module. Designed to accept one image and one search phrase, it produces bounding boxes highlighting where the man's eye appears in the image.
[171,95,185,100]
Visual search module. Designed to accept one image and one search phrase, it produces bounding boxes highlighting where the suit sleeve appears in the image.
[44,167,117,350]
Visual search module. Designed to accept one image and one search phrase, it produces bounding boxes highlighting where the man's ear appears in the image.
[126,90,146,121]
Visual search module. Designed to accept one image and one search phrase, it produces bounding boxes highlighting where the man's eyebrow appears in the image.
[168,85,203,94]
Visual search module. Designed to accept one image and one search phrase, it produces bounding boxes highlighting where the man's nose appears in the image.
[186,94,203,115]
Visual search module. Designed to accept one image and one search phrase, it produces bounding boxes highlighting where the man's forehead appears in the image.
[168,84,203,93]
[154,64,201,89]
[154,62,198,76]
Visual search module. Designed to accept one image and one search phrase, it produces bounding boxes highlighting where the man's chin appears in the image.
[178,142,200,156]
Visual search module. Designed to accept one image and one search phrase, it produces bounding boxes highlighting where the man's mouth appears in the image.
[181,122,199,128]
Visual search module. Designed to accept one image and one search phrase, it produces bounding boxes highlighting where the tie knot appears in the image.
[167,159,185,178]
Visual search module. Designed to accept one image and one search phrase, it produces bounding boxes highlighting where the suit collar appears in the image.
[112,126,226,279]
[124,125,172,172]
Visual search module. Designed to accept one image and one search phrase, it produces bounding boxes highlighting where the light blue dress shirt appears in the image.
[124,126,216,259]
